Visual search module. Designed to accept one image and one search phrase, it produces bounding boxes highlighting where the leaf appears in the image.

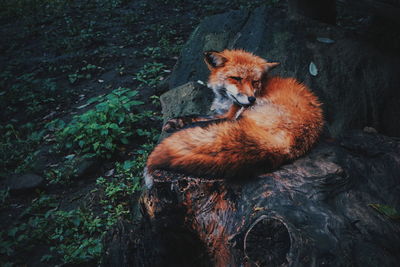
[93,142,100,151]
[78,140,85,148]
[69,76,77,84]
[309,62,318,76]
[106,93,118,101]
[316,37,335,44]
[126,90,139,98]
[113,87,130,95]
[108,123,120,130]
[71,217,81,227]
[104,139,114,150]
[8,227,18,237]
[87,96,102,105]
[41,254,53,262]
[100,129,109,135]
[369,204,400,220]
[136,129,149,136]
[120,137,129,144]
[123,160,134,170]
[105,169,115,176]
[128,100,144,106]
[65,154,75,160]
[77,103,90,109]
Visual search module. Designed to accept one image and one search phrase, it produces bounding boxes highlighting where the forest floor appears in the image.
[0,0,272,265]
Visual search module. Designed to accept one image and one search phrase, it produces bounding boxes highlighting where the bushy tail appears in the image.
[146,119,287,178]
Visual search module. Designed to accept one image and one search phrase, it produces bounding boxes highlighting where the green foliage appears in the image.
[68,64,104,84]
[142,46,163,58]
[0,189,9,208]
[134,62,167,88]
[56,87,155,158]
[369,203,400,220]
[96,143,153,226]
[0,142,152,265]
[0,123,45,174]
[48,209,103,264]
[0,70,60,119]
[0,194,104,265]
[44,156,78,184]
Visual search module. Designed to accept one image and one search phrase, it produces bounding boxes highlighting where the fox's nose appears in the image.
[248,96,256,104]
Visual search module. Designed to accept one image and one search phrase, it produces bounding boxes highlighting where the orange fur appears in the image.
[147,50,323,178]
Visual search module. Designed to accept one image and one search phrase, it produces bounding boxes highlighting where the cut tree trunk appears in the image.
[102,131,400,266]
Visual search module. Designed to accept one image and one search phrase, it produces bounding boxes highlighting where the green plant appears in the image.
[150,95,161,106]
[0,194,58,263]
[57,87,152,158]
[134,62,167,88]
[96,143,154,226]
[0,141,155,265]
[0,194,105,265]
[0,70,59,118]
[142,46,162,58]
[68,63,103,84]
[0,123,45,174]
[44,156,77,184]
[0,189,9,208]
[48,209,104,264]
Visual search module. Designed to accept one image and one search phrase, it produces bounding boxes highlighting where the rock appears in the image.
[159,81,213,140]
[160,81,213,124]
[102,131,400,266]
[168,5,400,137]
[2,173,44,193]
[74,158,97,179]
[30,145,53,174]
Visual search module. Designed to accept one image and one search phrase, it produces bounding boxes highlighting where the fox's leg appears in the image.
[162,104,241,133]
[162,115,220,133]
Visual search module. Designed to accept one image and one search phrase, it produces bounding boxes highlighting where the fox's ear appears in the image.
[204,51,227,70]
[264,62,280,72]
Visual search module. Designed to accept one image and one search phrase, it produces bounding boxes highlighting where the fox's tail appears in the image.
[146,119,291,178]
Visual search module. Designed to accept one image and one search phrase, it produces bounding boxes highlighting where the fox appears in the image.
[146,49,324,179]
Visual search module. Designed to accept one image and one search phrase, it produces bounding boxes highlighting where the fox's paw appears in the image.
[162,117,191,133]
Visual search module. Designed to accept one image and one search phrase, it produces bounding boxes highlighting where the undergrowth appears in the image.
[0,145,151,265]
[56,87,151,158]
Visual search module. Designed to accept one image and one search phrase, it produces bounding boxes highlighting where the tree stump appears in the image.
[102,131,400,266]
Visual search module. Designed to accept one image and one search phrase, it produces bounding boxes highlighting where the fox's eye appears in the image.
[229,76,242,81]
[252,80,261,87]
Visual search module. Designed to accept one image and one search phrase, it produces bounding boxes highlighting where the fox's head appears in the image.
[204,49,279,107]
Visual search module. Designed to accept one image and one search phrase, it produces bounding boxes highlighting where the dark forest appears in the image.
[1,0,399,266]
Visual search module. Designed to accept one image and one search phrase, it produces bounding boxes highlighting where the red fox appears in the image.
[146,49,324,178]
